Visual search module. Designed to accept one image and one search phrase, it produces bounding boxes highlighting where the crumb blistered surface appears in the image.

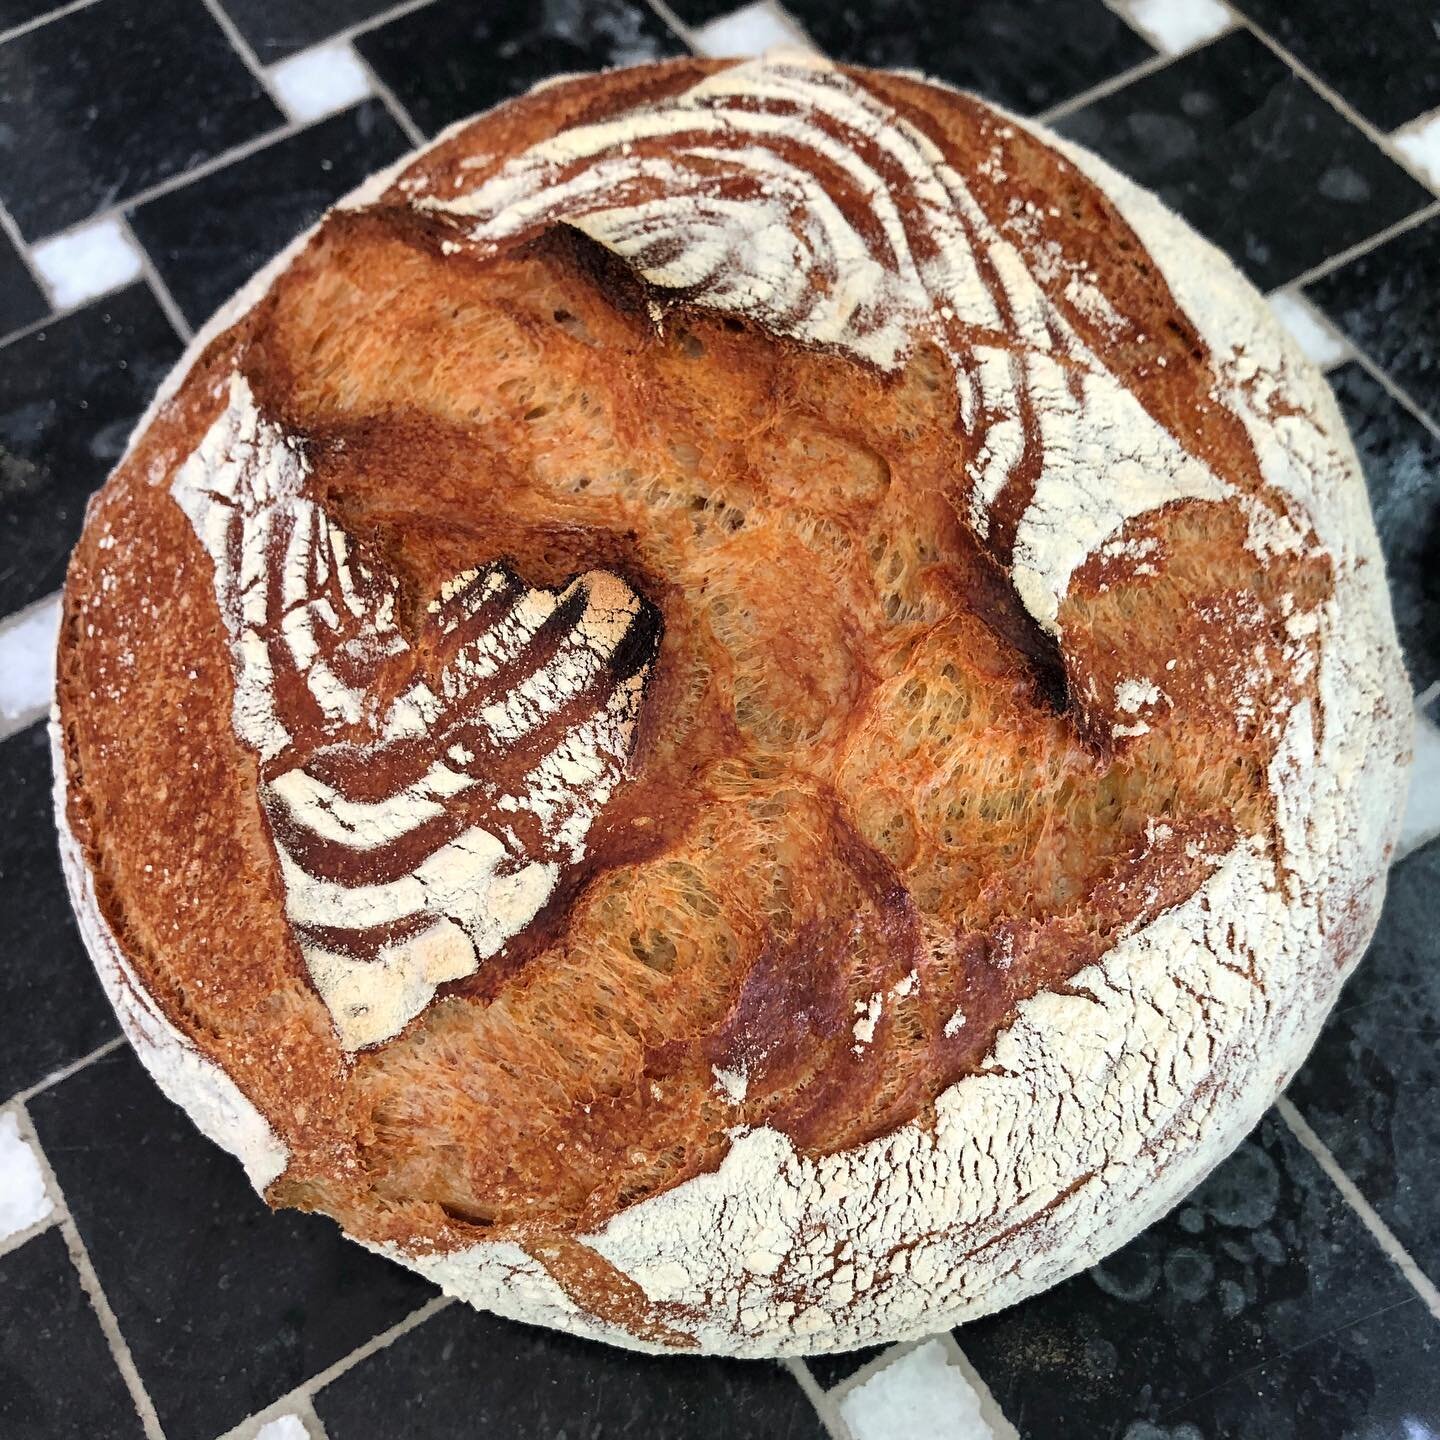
[55,55,1409,1354]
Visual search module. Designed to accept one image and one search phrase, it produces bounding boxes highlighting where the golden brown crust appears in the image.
[55,57,1388,1349]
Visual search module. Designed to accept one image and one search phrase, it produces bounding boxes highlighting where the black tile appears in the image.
[1327,361,1440,693]
[0,228,47,337]
[0,282,181,617]
[27,1047,436,1440]
[356,0,686,138]
[804,1342,892,1390]
[0,723,118,1101]
[0,1227,146,1440]
[0,0,283,239]
[1287,839,1440,1289]
[220,0,417,62]
[1237,0,1440,132]
[315,1299,829,1440]
[1307,214,1440,431]
[129,100,409,329]
[1172,1296,1440,1440]
[956,1113,1436,1439]
[781,0,1154,116]
[1054,30,1432,292]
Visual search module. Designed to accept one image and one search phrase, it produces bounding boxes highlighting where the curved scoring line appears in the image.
[170,377,661,1047]
[419,56,1242,632]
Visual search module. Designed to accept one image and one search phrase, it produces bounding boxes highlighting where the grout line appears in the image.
[0,0,101,47]
[17,117,307,245]
[0,283,144,352]
[337,0,439,47]
[1284,198,1440,294]
[1235,14,1432,183]
[350,50,427,148]
[19,1114,169,1439]
[200,0,283,108]
[644,0,701,55]
[0,1102,62,1261]
[0,196,53,303]
[1277,1096,1440,1322]
[291,1392,329,1440]
[940,1333,1022,1440]
[119,214,194,342]
[219,1388,330,1440]
[217,1294,454,1435]
[9,1035,124,1108]
[784,1357,852,1440]
[59,1217,168,1438]
[1038,48,1186,125]
[1344,343,1440,444]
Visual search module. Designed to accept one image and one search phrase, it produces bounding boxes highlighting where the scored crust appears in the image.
[54,54,1409,1355]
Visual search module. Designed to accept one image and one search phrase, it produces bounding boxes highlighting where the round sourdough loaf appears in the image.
[54,53,1410,1356]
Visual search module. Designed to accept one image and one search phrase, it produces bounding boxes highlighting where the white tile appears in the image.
[1394,111,1440,193]
[254,1416,309,1440]
[31,217,144,311]
[0,1112,54,1244]
[1116,0,1232,54]
[0,592,60,741]
[1397,707,1440,861]
[1268,291,1350,369]
[268,41,373,125]
[839,1340,997,1440]
[694,1,814,58]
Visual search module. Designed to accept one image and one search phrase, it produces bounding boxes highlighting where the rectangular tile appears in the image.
[268,39,375,123]
[0,0,283,239]
[0,228,47,336]
[27,1046,436,1440]
[0,722,119,1100]
[0,1227,146,1440]
[1325,360,1440,693]
[315,1300,829,1439]
[0,282,181,617]
[780,0,1155,116]
[128,99,409,329]
[31,216,144,311]
[1055,29,1432,291]
[956,1112,1436,1437]
[1239,0,1440,132]
[1286,838,1440,1289]
[356,0,686,137]
[1306,213,1440,430]
[221,0,421,62]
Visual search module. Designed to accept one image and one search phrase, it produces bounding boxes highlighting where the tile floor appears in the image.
[1,2,1438,1438]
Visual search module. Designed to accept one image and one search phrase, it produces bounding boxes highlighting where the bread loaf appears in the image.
[54,53,1410,1355]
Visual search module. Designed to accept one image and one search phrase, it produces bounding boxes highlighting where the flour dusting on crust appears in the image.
[169,375,661,1049]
